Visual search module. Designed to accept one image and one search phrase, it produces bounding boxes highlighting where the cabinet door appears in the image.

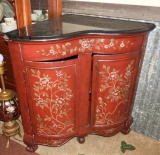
[23,58,80,142]
[91,52,141,135]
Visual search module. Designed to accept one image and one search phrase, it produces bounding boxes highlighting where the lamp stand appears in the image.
[0,56,21,148]
[2,120,21,148]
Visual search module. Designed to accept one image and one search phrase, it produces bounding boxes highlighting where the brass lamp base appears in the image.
[0,56,21,148]
[2,120,21,148]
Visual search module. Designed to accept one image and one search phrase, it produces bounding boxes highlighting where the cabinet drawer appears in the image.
[20,35,144,61]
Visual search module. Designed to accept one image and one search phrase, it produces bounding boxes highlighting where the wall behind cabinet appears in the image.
[64,0,160,7]
[132,23,160,140]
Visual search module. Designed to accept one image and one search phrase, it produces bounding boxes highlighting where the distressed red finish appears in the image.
[8,32,149,151]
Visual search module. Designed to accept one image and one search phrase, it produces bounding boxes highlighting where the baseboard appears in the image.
[62,1,160,22]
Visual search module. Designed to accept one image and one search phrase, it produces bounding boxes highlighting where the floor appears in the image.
[1,120,159,155]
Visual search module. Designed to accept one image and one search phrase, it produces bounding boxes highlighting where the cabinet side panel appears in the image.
[8,42,33,136]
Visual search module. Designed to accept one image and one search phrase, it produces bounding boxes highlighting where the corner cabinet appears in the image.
[6,14,155,152]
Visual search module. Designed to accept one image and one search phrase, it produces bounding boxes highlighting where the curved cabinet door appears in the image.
[23,58,80,144]
[90,51,141,136]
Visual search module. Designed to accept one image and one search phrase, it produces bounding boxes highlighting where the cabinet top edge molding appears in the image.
[5,14,155,41]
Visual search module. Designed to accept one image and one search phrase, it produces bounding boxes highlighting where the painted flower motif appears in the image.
[108,88,121,101]
[42,93,46,97]
[62,51,66,56]
[65,43,71,46]
[6,106,15,113]
[109,71,118,81]
[120,42,125,48]
[125,71,132,78]
[100,39,105,42]
[111,89,120,97]
[40,77,50,86]
[36,100,47,109]
[64,90,73,99]
[5,101,11,106]
[55,98,64,106]
[49,46,56,55]
[104,45,109,49]
[110,42,114,47]
[56,71,63,77]
[80,40,91,49]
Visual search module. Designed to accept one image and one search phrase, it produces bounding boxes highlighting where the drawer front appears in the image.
[21,35,144,61]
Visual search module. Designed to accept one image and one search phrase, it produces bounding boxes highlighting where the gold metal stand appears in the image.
[0,59,22,148]
[2,120,21,148]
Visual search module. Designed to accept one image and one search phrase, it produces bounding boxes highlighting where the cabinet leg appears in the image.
[77,137,85,144]
[121,127,131,135]
[121,117,133,135]
[26,145,38,152]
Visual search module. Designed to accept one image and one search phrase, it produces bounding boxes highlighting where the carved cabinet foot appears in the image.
[26,145,38,152]
[121,117,133,135]
[121,127,131,135]
[77,137,85,144]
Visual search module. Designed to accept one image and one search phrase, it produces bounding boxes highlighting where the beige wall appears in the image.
[67,0,160,7]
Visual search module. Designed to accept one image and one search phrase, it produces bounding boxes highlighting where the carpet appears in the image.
[0,135,39,155]
[35,131,160,155]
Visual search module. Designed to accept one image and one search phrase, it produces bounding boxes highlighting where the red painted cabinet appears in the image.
[6,14,155,151]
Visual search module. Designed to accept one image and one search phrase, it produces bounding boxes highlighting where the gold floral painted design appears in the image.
[31,69,74,135]
[36,42,78,57]
[95,125,124,136]
[94,39,134,51]
[36,38,135,57]
[38,138,71,146]
[79,38,95,52]
[95,61,134,126]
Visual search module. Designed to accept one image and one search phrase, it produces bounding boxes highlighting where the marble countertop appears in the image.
[5,14,155,41]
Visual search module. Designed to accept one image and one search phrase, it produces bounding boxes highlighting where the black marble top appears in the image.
[6,14,155,41]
